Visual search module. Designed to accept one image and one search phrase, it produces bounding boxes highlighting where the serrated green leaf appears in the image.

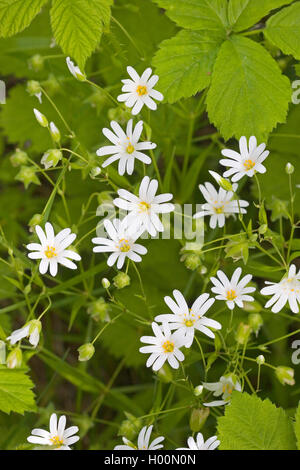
[264,2,300,60]
[153,29,224,103]
[0,0,48,37]
[50,0,112,69]
[228,0,294,33]
[154,0,229,32]
[0,367,36,414]
[206,35,291,141]
[217,392,297,450]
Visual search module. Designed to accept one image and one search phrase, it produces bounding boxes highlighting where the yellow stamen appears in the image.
[44,245,57,259]
[50,435,64,447]
[243,159,255,171]
[222,384,233,394]
[126,143,135,154]
[162,340,174,353]
[214,205,224,214]
[184,319,194,327]
[136,85,147,96]
[138,201,150,212]
[226,289,237,301]
[118,238,130,252]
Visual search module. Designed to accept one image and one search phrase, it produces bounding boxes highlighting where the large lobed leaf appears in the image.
[0,0,48,37]
[206,35,291,140]
[264,2,300,60]
[50,0,112,68]
[0,367,36,415]
[217,392,297,450]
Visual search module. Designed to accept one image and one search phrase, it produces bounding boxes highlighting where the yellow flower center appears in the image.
[184,318,194,327]
[214,205,224,214]
[222,384,233,394]
[118,238,131,252]
[44,245,57,259]
[138,201,150,212]
[162,340,174,353]
[50,435,64,447]
[136,85,147,96]
[243,159,255,171]
[226,289,237,301]
[126,143,135,154]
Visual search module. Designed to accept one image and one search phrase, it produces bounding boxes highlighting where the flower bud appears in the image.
[156,363,173,383]
[275,366,295,386]
[10,148,28,167]
[118,413,142,441]
[26,80,41,96]
[236,322,251,345]
[15,166,40,189]
[184,254,201,271]
[29,213,43,230]
[101,278,110,289]
[90,166,101,179]
[78,343,95,362]
[209,170,233,191]
[248,313,263,336]
[189,408,210,432]
[7,348,22,369]
[256,355,265,365]
[41,149,62,169]
[28,54,44,72]
[33,108,48,127]
[285,162,294,175]
[66,57,86,81]
[113,272,130,289]
[87,298,110,322]
[243,300,262,313]
[194,385,203,397]
[49,122,61,143]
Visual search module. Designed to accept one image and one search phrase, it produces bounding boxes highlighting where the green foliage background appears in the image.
[0,0,300,450]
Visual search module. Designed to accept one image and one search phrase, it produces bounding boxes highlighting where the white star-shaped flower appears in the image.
[114,425,164,450]
[261,264,300,313]
[27,222,81,277]
[220,136,269,182]
[193,182,248,229]
[117,66,163,115]
[97,119,156,175]
[113,176,174,237]
[140,322,186,371]
[92,218,147,270]
[27,413,79,450]
[210,267,256,310]
[177,432,220,450]
[154,290,221,348]
[203,375,242,407]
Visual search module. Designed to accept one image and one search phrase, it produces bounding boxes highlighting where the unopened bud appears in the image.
[26,80,41,97]
[285,162,294,175]
[101,278,110,289]
[41,149,62,169]
[78,343,95,362]
[87,298,110,322]
[248,313,263,336]
[119,413,142,441]
[49,122,61,143]
[113,272,130,289]
[209,170,233,192]
[29,213,43,229]
[256,355,265,365]
[275,366,295,386]
[10,148,28,167]
[184,254,201,271]
[189,408,210,432]
[33,108,48,127]
[7,348,22,369]
[28,54,44,72]
[90,166,101,179]
[194,385,203,397]
[236,322,251,345]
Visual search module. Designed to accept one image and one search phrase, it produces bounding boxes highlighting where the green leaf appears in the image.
[228,0,294,33]
[153,29,224,103]
[294,402,300,449]
[206,35,291,141]
[0,367,36,415]
[154,0,229,32]
[217,392,297,450]
[50,0,112,68]
[0,0,48,37]
[264,2,300,60]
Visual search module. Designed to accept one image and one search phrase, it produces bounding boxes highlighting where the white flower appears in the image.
[140,322,186,371]
[210,267,255,310]
[27,413,79,450]
[92,218,147,270]
[193,182,248,229]
[97,120,156,176]
[113,176,174,237]
[154,290,221,348]
[117,66,163,115]
[203,375,242,407]
[27,222,81,277]
[177,432,220,450]
[114,425,164,450]
[261,264,300,313]
[220,136,269,182]
[66,57,86,81]
[7,320,41,348]
[49,122,61,143]
[33,108,48,127]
